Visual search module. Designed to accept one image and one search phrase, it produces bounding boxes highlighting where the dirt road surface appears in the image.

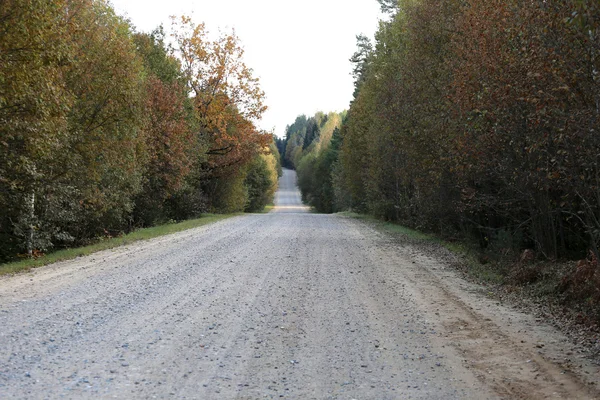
[1,169,598,399]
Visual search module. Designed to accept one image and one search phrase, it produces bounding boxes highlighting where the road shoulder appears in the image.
[341,214,600,399]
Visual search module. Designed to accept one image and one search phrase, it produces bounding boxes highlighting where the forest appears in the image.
[0,0,281,263]
[281,0,600,300]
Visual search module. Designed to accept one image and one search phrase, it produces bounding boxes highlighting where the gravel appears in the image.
[0,169,597,399]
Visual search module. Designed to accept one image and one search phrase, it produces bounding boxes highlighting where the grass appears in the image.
[261,203,275,213]
[338,212,432,240]
[338,211,505,284]
[0,213,239,276]
[340,211,600,333]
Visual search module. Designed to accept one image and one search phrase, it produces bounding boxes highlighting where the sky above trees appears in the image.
[109,0,382,137]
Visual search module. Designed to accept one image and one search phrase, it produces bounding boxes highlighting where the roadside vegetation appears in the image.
[0,1,281,265]
[0,214,238,276]
[280,0,600,325]
[342,211,600,355]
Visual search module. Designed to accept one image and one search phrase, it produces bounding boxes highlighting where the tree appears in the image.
[0,0,147,259]
[288,112,344,212]
[377,0,399,15]
[245,146,279,212]
[61,0,146,239]
[329,0,600,259]
[171,16,268,170]
[170,16,271,210]
[0,3,284,262]
[133,31,196,226]
[349,34,373,98]
[0,0,74,258]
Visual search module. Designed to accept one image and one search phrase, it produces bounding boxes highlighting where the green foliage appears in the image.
[0,0,73,258]
[169,16,272,213]
[133,31,197,227]
[0,214,237,276]
[310,0,600,261]
[376,0,400,15]
[134,27,182,84]
[0,2,279,263]
[271,141,283,178]
[287,112,345,213]
[1,0,148,259]
[211,140,279,213]
[209,170,249,214]
[349,34,373,98]
[63,1,146,239]
[245,150,278,212]
[283,115,308,169]
[450,0,600,258]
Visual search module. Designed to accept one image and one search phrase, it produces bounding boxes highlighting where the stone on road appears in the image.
[0,169,597,399]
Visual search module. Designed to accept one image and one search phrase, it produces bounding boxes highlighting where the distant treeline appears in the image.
[0,1,280,262]
[281,0,600,260]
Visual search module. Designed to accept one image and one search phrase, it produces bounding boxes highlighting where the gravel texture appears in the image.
[0,169,598,399]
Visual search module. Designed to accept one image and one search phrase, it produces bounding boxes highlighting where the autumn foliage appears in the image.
[0,1,278,262]
[286,0,600,263]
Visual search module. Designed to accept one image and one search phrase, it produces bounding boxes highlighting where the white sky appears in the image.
[109,0,382,138]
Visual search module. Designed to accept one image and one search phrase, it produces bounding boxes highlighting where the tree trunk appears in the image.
[26,190,35,258]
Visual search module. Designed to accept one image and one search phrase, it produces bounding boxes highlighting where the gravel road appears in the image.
[0,169,598,399]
